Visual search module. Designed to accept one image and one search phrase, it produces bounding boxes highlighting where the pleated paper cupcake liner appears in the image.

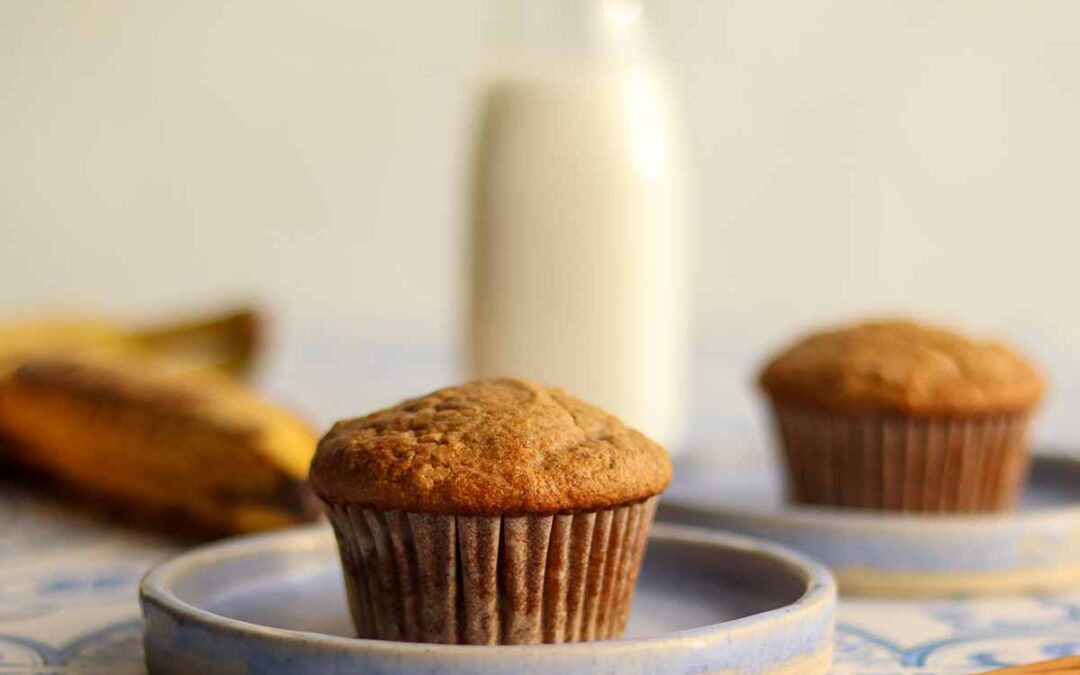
[323,497,657,645]
[770,404,1032,512]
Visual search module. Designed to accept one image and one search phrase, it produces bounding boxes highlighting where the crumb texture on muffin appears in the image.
[759,320,1044,415]
[309,378,672,515]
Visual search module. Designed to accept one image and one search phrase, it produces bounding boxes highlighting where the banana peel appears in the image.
[0,318,126,377]
[0,348,319,538]
[130,309,261,379]
[0,308,261,380]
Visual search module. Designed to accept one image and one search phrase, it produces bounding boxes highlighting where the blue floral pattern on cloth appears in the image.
[0,620,144,674]
[833,594,1080,673]
[3,482,1078,674]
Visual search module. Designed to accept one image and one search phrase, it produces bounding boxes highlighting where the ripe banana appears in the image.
[0,308,261,380]
[0,318,125,376]
[0,349,319,537]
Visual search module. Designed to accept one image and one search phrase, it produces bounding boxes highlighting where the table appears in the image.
[2,477,1077,674]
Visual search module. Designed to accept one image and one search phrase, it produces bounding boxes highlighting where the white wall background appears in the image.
[2,1,1078,450]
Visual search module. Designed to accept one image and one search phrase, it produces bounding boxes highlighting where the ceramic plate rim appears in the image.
[662,453,1080,533]
[140,521,835,658]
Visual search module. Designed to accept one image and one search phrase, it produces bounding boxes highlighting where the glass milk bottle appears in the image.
[468,0,688,447]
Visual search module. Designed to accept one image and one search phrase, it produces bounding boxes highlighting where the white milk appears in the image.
[468,2,688,446]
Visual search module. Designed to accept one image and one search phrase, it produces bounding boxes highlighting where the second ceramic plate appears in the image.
[659,453,1080,597]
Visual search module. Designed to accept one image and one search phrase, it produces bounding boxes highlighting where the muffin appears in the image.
[308,378,671,645]
[758,320,1044,512]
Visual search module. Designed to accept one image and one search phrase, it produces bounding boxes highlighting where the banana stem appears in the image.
[130,308,262,379]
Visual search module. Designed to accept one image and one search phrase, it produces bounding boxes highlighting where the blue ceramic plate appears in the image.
[659,454,1080,597]
[140,523,834,674]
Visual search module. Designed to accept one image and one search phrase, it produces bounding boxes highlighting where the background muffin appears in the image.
[759,320,1044,512]
[309,377,671,645]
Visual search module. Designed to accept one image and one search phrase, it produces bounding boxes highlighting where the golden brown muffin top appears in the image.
[308,378,671,516]
[758,320,1044,415]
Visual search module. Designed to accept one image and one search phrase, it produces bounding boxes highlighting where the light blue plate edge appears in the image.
[139,523,836,675]
[658,454,1080,575]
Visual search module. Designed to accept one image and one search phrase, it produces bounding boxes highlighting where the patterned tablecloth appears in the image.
[1,478,1077,675]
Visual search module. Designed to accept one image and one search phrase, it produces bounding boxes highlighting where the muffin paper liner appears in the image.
[770,404,1032,512]
[323,497,657,645]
